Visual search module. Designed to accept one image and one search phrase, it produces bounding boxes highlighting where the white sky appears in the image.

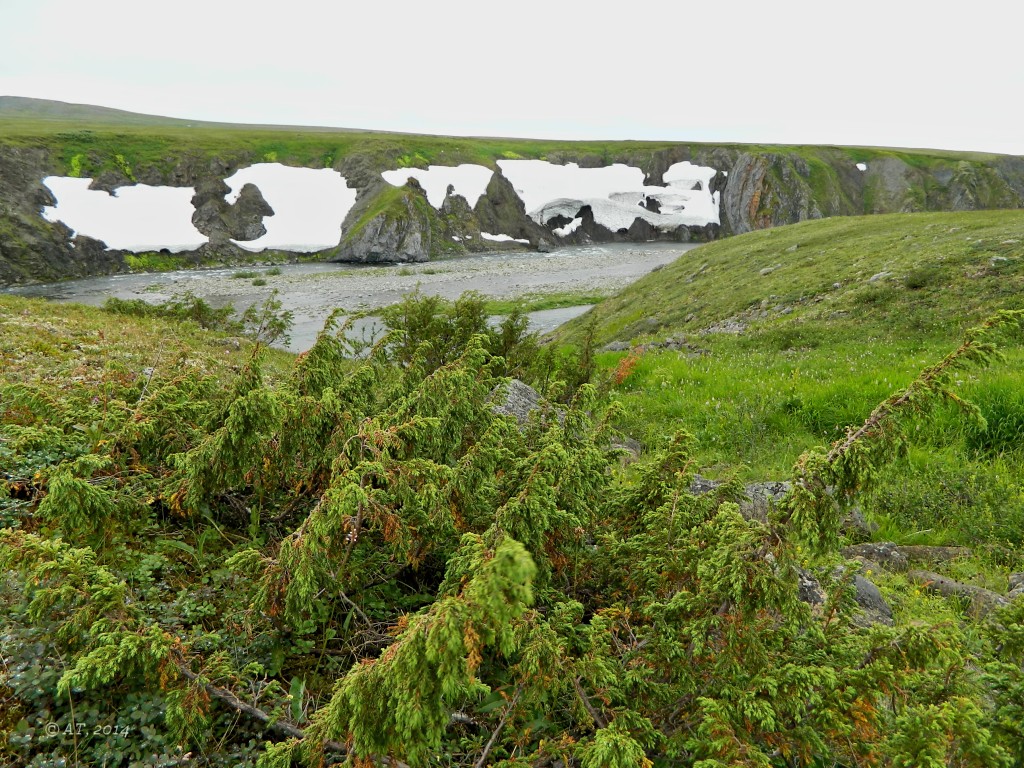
[2,0,1022,155]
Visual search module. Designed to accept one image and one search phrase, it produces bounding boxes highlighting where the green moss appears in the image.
[124,252,196,272]
[340,184,413,246]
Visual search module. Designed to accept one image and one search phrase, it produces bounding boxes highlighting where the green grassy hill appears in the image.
[0,95,362,132]
[556,212,1024,531]
[565,210,1024,346]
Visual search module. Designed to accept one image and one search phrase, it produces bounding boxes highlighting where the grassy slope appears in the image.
[569,210,1024,345]
[0,294,293,392]
[556,211,1024,556]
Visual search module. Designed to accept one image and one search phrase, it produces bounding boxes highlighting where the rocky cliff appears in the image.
[3,123,1024,284]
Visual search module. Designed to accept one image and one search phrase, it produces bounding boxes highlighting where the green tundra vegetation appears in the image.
[3,211,1024,767]
[0,113,1004,192]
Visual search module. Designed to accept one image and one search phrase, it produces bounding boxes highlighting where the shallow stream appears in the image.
[4,242,698,350]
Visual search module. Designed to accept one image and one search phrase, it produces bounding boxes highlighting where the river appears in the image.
[3,242,698,350]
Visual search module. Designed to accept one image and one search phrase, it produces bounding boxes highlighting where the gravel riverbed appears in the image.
[5,242,699,350]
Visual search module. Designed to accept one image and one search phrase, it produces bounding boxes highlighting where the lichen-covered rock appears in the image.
[740,480,791,521]
[842,542,910,573]
[490,379,544,426]
[908,570,1009,617]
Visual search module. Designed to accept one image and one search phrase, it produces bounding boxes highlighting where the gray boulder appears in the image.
[796,568,893,626]
[842,542,910,573]
[740,481,791,521]
[1009,573,1024,600]
[909,570,1009,618]
[490,379,544,426]
[852,575,893,626]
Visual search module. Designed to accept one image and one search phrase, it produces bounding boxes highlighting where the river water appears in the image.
[3,242,698,350]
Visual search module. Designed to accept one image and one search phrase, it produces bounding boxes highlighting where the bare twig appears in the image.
[572,676,608,729]
[473,686,523,768]
[174,662,410,768]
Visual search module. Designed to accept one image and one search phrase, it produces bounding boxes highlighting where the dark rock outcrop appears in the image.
[331,188,432,263]
[191,181,273,244]
[6,135,1024,283]
[0,146,129,283]
[473,169,553,250]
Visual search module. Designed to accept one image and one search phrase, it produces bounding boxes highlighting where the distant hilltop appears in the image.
[2,97,1024,284]
[0,95,363,133]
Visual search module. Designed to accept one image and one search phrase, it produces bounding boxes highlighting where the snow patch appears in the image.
[381,164,493,208]
[553,217,583,237]
[41,177,208,252]
[497,159,720,234]
[224,163,356,252]
[481,232,529,244]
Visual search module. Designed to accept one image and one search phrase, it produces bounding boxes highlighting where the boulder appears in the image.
[851,575,893,626]
[842,542,909,573]
[740,481,791,521]
[898,545,972,565]
[490,379,544,426]
[796,568,893,626]
[908,570,1009,617]
[1008,573,1024,600]
[797,569,826,605]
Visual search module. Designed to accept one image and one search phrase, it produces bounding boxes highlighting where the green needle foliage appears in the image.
[1,292,1023,767]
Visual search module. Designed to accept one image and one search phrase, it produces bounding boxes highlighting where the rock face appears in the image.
[472,169,552,249]
[0,147,128,283]
[191,181,273,244]
[721,152,843,235]
[333,198,430,263]
[6,137,1024,283]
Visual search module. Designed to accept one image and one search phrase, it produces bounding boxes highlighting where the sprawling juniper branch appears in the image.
[778,309,1024,552]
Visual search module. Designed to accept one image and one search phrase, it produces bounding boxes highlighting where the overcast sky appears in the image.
[3,0,1022,154]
